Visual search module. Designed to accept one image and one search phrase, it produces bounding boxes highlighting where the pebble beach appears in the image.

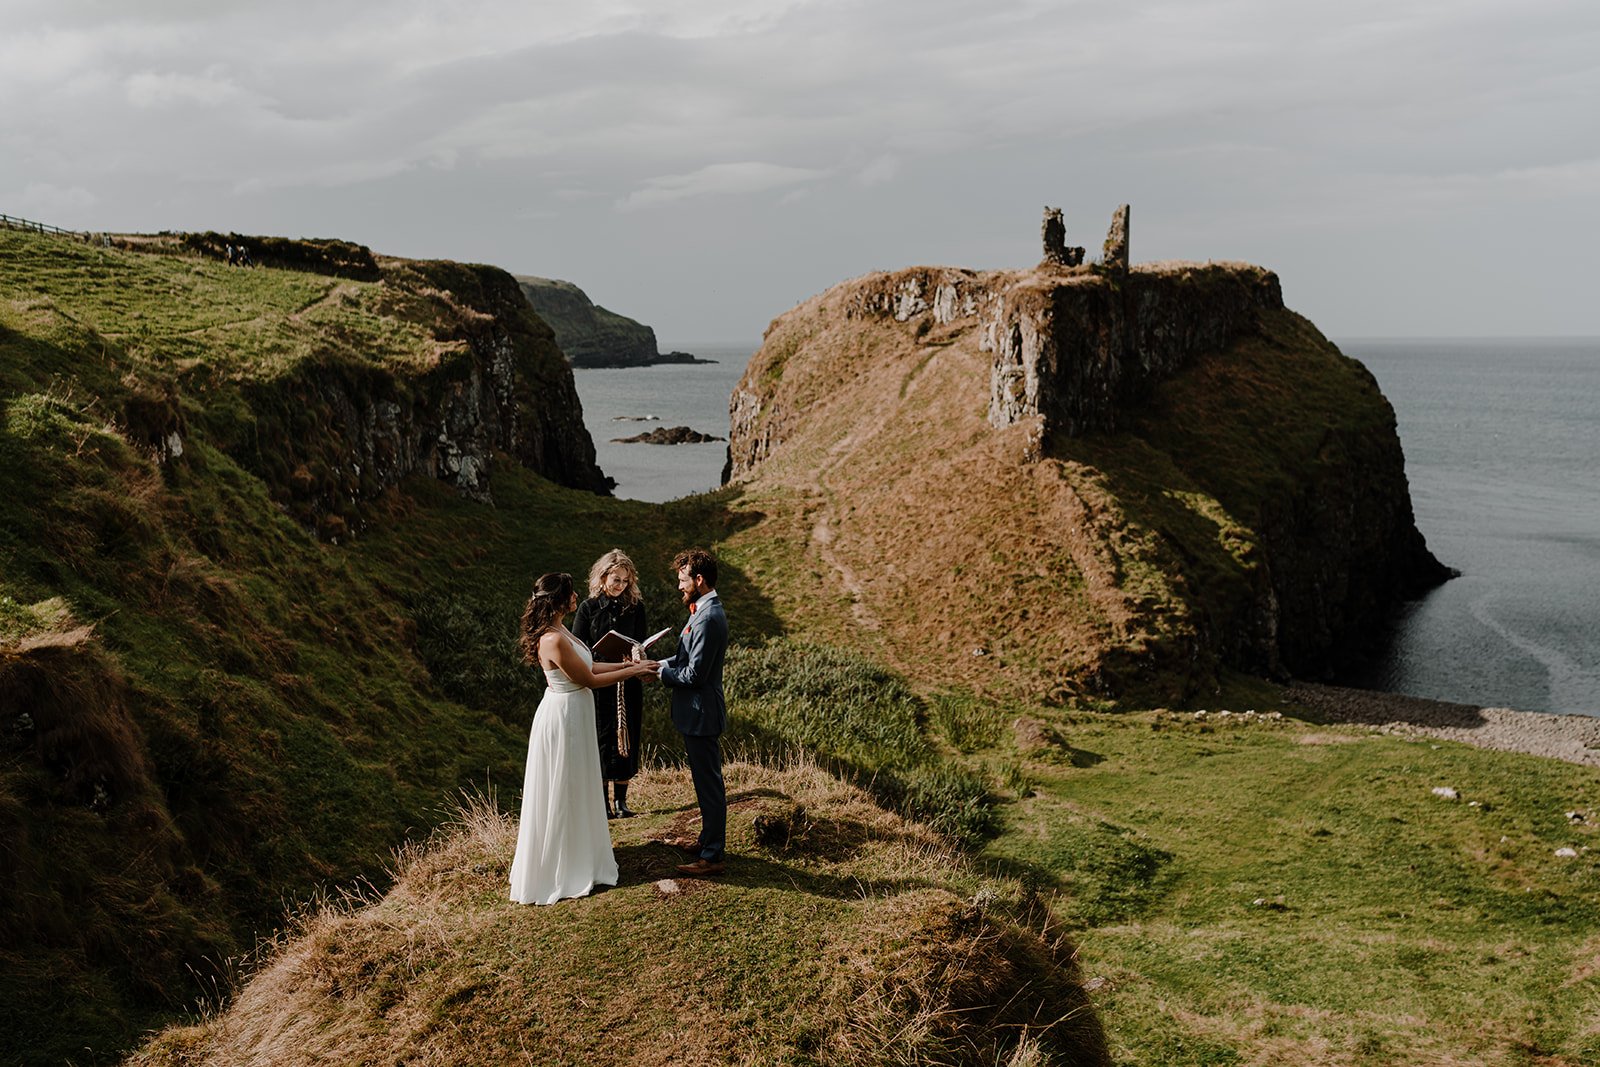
[1287,682,1600,768]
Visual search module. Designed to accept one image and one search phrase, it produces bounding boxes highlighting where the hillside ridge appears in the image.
[516,274,707,368]
[725,250,1449,701]
[0,226,630,1062]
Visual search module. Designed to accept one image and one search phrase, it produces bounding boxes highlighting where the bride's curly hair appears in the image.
[518,572,574,664]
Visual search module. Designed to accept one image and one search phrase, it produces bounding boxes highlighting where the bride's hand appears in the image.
[635,659,659,677]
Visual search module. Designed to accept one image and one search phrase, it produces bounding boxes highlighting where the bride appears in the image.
[510,572,656,905]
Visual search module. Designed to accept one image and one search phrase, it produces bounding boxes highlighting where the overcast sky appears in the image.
[3,0,1596,344]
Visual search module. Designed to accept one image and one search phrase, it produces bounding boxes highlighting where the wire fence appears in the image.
[0,213,82,237]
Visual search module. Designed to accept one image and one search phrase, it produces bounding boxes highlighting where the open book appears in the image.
[589,626,674,662]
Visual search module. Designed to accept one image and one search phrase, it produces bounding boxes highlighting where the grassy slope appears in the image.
[1,230,1021,1065]
[130,761,1106,1067]
[984,707,1600,1065]
[718,273,1408,705]
[14,231,1600,1065]
[0,228,699,1063]
[703,271,1600,1063]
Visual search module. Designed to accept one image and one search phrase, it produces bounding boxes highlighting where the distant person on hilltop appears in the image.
[509,572,656,905]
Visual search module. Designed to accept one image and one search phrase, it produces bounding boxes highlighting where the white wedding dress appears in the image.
[509,631,618,905]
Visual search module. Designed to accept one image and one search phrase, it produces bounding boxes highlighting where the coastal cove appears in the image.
[1343,338,1600,717]
[572,336,1600,718]
[573,342,753,503]
[10,224,1600,1066]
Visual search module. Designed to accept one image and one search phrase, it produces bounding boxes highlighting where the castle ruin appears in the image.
[1040,204,1130,272]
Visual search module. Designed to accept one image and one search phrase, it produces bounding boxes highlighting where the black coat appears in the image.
[572,594,648,780]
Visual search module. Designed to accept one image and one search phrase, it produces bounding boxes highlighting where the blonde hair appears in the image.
[586,549,641,606]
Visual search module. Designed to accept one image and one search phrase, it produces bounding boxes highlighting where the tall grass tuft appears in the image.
[724,640,998,845]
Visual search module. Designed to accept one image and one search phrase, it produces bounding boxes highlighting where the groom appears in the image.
[653,548,729,876]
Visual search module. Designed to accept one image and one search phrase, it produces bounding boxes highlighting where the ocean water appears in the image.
[570,336,1600,716]
[1341,338,1600,716]
[572,343,755,503]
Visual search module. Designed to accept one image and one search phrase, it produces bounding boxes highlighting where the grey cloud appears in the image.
[1,0,1596,338]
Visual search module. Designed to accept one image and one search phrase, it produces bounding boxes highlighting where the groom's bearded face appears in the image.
[677,567,700,606]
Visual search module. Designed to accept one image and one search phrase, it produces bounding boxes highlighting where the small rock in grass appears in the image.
[655,878,682,894]
[1432,786,1460,800]
[1469,801,1482,808]
[1567,810,1586,823]
[1556,848,1579,858]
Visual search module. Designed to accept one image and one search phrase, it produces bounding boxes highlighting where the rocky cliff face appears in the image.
[207,257,612,539]
[727,260,1449,697]
[982,263,1283,437]
[516,275,699,368]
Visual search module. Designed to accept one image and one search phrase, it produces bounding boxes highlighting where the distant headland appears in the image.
[514,275,713,368]
[726,203,1454,702]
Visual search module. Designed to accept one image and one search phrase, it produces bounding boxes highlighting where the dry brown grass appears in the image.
[127,758,1109,1066]
[0,625,150,804]
[722,276,1197,705]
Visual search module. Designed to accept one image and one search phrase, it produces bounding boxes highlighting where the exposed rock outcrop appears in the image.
[984,262,1283,437]
[515,275,705,368]
[611,425,725,445]
[207,255,613,538]
[726,230,1450,698]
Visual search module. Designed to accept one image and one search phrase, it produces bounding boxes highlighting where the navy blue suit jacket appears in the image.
[657,593,728,737]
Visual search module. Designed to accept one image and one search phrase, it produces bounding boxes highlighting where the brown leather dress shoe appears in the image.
[675,858,725,877]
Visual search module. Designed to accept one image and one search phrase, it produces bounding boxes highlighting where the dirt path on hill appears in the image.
[1287,682,1600,767]
[804,343,947,634]
[810,422,882,631]
[290,282,357,321]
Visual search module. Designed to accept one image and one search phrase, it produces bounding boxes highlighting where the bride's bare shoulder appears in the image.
[536,628,565,664]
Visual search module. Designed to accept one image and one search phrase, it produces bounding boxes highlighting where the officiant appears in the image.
[572,549,649,818]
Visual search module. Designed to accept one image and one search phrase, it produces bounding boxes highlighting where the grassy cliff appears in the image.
[0,229,1034,1064]
[0,228,668,1061]
[11,230,1600,1066]
[722,263,1446,705]
[516,274,698,367]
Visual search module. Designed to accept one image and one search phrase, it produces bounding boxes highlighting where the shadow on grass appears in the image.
[1062,746,1105,768]
[612,842,942,901]
[1284,681,1493,730]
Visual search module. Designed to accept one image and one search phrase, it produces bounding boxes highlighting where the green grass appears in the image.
[981,709,1600,1064]
[0,228,710,1063]
[13,226,1600,1066]
[0,230,433,381]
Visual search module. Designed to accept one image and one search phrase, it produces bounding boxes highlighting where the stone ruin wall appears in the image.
[983,263,1285,437]
[850,207,1286,441]
[727,206,1287,482]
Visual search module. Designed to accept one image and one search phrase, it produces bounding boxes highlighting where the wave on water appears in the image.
[1342,337,1600,716]
[1467,596,1600,716]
